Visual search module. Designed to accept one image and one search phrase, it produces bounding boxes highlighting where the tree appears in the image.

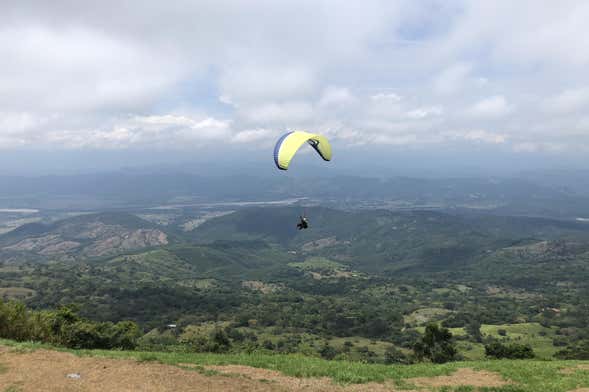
[465,320,483,343]
[210,328,231,352]
[413,323,457,363]
[484,341,535,359]
[110,320,141,349]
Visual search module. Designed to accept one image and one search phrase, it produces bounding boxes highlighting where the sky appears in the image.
[1,1,589,176]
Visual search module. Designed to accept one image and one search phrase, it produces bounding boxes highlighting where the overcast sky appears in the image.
[1,1,589,175]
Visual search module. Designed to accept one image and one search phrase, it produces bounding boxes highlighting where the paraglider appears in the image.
[297,215,309,230]
[273,131,332,229]
[273,131,332,171]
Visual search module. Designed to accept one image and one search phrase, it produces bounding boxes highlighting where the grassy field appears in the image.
[2,339,589,391]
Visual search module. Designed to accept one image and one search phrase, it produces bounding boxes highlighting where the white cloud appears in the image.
[433,63,471,95]
[0,112,42,133]
[406,106,444,119]
[370,92,402,102]
[33,115,232,149]
[468,96,511,118]
[545,87,589,114]
[0,26,185,112]
[218,95,234,105]
[1,0,589,156]
[240,102,314,125]
[219,65,317,105]
[462,130,506,144]
[318,87,355,107]
[232,128,276,144]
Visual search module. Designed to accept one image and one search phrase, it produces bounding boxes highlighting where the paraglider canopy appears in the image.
[273,131,332,170]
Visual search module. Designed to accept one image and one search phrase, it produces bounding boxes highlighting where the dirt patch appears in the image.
[560,364,589,375]
[0,347,407,392]
[409,368,509,388]
[206,365,405,391]
[1,347,511,392]
[0,348,280,391]
[569,389,589,392]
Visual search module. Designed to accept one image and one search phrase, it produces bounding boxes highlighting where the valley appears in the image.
[1,202,589,365]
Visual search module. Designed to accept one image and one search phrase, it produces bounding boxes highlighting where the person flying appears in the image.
[297,216,309,230]
[273,131,332,229]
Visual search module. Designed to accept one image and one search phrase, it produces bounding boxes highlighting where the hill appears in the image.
[0,212,168,261]
[192,206,589,274]
[2,206,589,361]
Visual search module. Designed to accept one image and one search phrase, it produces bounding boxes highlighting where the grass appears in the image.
[4,386,22,392]
[456,341,486,360]
[1,339,589,391]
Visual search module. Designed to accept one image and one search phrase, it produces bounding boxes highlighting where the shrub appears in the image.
[0,300,140,350]
[384,346,411,364]
[484,341,535,359]
[319,343,338,360]
[555,341,589,360]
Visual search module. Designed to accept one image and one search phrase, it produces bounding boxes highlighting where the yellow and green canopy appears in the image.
[273,131,332,171]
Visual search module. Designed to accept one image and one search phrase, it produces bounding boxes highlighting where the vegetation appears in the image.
[2,338,589,391]
[484,341,535,359]
[0,301,140,350]
[413,324,458,363]
[1,206,589,363]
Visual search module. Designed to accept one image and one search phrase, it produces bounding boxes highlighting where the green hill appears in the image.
[2,206,589,361]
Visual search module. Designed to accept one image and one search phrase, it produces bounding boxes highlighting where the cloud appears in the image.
[11,114,233,149]
[370,92,402,102]
[406,106,444,119]
[545,87,589,114]
[462,129,506,144]
[433,63,472,95]
[232,128,277,144]
[219,65,317,105]
[240,102,314,125]
[318,87,356,108]
[468,96,511,118]
[0,26,185,112]
[1,0,589,157]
